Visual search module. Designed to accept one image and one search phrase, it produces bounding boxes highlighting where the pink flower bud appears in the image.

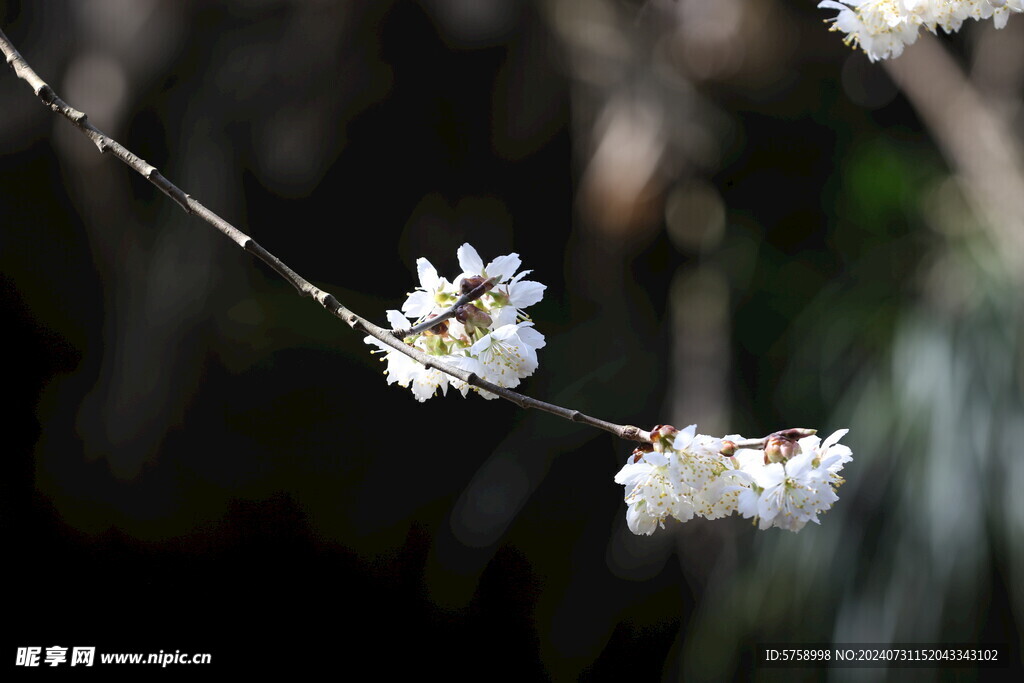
[651,424,679,440]
[460,275,494,297]
[649,424,678,452]
[454,303,492,333]
[764,435,798,464]
[630,443,654,463]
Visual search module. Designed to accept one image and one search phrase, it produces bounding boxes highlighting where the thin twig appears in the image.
[391,276,499,338]
[731,437,772,450]
[1,26,655,444]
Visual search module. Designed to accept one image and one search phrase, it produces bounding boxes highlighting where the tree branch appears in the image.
[884,33,1024,276]
[1,26,809,454]
[1,26,656,444]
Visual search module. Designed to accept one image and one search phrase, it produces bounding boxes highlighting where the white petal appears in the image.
[410,369,447,402]
[446,353,482,378]
[626,502,658,535]
[822,428,849,449]
[507,280,546,308]
[485,253,521,282]
[784,450,815,478]
[672,424,697,451]
[798,434,822,454]
[817,453,845,473]
[364,335,388,352]
[515,325,546,350]
[446,319,468,339]
[402,291,436,319]
[828,445,853,459]
[469,334,492,356]
[735,487,761,520]
[386,309,409,330]
[490,306,519,329]
[489,324,520,342]
[416,258,439,290]
[644,452,669,468]
[457,243,484,275]
[757,489,781,524]
[752,462,786,489]
[615,461,653,487]
[733,449,765,470]
[508,269,533,285]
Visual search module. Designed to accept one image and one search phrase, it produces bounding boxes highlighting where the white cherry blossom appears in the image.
[455,242,524,284]
[615,451,695,535]
[469,322,545,392]
[455,243,546,328]
[368,244,546,401]
[799,428,854,479]
[402,257,457,321]
[618,426,853,535]
[671,424,729,492]
[819,1,1023,62]
[730,433,850,532]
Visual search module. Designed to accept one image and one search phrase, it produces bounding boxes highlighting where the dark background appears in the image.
[3,1,1023,679]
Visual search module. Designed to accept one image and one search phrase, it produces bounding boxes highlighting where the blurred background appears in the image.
[2,0,1022,679]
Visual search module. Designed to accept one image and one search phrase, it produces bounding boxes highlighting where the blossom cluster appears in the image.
[819,1,1023,61]
[615,425,852,534]
[365,244,546,401]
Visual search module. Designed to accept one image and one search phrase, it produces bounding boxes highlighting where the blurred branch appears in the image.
[0,26,657,444]
[884,32,1024,276]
